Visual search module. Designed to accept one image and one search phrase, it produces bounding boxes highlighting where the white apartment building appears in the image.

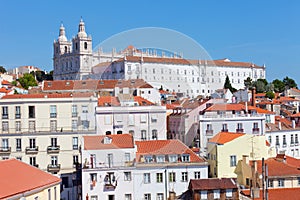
[82,134,208,200]
[96,96,167,140]
[0,93,98,172]
[199,103,268,155]
[53,20,266,97]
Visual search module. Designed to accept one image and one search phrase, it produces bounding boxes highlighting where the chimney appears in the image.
[251,87,256,107]
[292,120,296,129]
[278,122,282,130]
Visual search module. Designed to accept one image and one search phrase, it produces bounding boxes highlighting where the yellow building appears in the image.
[207,132,275,178]
[0,158,61,199]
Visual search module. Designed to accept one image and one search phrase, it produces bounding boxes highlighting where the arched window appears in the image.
[84,42,87,50]
[106,131,111,135]
[117,130,122,134]
[75,42,78,50]
[64,46,67,53]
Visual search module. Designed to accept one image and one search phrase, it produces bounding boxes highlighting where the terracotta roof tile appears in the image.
[135,139,205,163]
[98,96,120,106]
[209,132,245,145]
[0,159,61,199]
[133,96,154,105]
[1,92,93,99]
[205,103,245,111]
[83,134,134,150]
[189,178,237,190]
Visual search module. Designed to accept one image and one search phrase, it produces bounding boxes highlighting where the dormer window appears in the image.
[144,155,153,163]
[181,154,190,162]
[156,155,165,163]
[168,155,178,163]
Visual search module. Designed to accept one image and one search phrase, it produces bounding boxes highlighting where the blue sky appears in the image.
[1,1,300,84]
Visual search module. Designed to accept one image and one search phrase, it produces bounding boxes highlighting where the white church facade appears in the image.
[53,19,266,97]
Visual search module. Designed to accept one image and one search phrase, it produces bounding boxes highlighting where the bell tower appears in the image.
[72,18,93,80]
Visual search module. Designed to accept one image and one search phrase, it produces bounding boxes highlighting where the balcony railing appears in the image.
[25,146,39,154]
[221,129,228,132]
[0,147,11,154]
[15,114,21,119]
[2,114,8,119]
[47,164,61,173]
[206,130,213,135]
[47,146,60,153]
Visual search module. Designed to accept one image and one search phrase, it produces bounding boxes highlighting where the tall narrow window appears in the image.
[16,121,21,132]
[230,155,237,167]
[152,129,158,140]
[72,105,78,117]
[50,105,57,118]
[73,137,78,150]
[107,153,113,168]
[16,138,21,151]
[82,105,88,113]
[169,172,176,182]
[51,138,57,147]
[141,130,147,140]
[2,121,8,132]
[84,42,87,50]
[2,106,8,119]
[50,120,57,132]
[29,121,35,132]
[29,106,35,118]
[51,156,58,166]
[2,138,9,150]
[15,106,21,119]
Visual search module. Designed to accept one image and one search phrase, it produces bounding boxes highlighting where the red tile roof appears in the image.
[134,96,154,105]
[0,159,61,199]
[241,188,300,200]
[189,178,238,190]
[83,134,134,150]
[0,87,11,94]
[253,157,300,177]
[205,103,245,111]
[209,132,245,145]
[98,96,120,106]
[118,56,264,68]
[1,92,93,99]
[135,139,205,163]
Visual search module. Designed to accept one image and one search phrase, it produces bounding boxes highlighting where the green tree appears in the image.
[11,80,18,86]
[244,77,253,89]
[252,79,268,93]
[30,70,53,82]
[272,79,285,93]
[265,91,275,99]
[224,75,237,93]
[0,66,6,73]
[283,76,297,89]
[18,73,37,89]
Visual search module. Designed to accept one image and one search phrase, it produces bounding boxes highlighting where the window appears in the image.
[169,172,176,182]
[278,179,284,187]
[152,129,158,140]
[297,177,300,185]
[29,106,35,118]
[124,172,132,181]
[268,136,272,144]
[2,106,8,119]
[90,173,97,182]
[2,121,8,132]
[283,135,287,147]
[141,130,147,140]
[268,179,273,187]
[48,189,51,200]
[29,138,36,148]
[181,154,190,162]
[194,171,201,179]
[200,191,207,199]
[156,155,165,163]
[84,42,87,50]
[181,172,188,182]
[125,194,132,200]
[82,105,88,113]
[157,193,164,200]
[16,121,21,132]
[51,138,57,147]
[125,152,131,162]
[73,155,79,165]
[16,138,21,151]
[73,137,78,150]
[291,134,295,145]
[144,173,151,184]
[51,156,58,166]
[296,134,299,145]
[214,190,220,199]
[107,153,113,168]
[144,194,151,200]
[29,121,35,132]
[222,123,228,131]
[151,115,157,123]
[169,155,178,163]
[128,114,134,126]
[230,155,237,167]
[15,106,21,119]
[115,115,122,122]
[156,173,163,183]
[2,139,9,150]
[54,187,57,200]
[50,105,57,118]
[144,155,153,163]
[50,120,57,132]
[82,120,89,130]
[237,123,243,132]
[90,196,98,200]
[72,105,77,117]
[72,120,78,130]
[276,135,280,146]
[140,114,147,123]
[30,156,36,166]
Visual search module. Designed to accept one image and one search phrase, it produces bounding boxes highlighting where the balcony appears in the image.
[47,164,61,173]
[236,129,244,133]
[25,146,39,154]
[206,130,213,135]
[0,147,11,154]
[15,114,21,119]
[2,114,8,119]
[47,146,60,154]
[252,128,260,134]
[221,129,228,132]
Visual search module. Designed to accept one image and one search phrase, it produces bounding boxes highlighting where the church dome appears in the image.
[77,18,87,38]
[58,24,68,42]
